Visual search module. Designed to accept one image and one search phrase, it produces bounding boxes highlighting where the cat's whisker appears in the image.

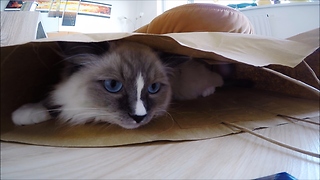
[59,107,107,112]
[70,112,119,123]
[13,41,218,130]
[66,107,108,112]
[163,111,174,121]
[31,107,108,117]
[154,108,175,124]
[71,113,101,121]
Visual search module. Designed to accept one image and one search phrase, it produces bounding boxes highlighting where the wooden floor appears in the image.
[1,120,319,179]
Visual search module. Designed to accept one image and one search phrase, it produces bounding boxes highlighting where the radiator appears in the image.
[246,14,273,37]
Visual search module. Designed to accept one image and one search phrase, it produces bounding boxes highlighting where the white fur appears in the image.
[170,60,224,100]
[11,74,91,125]
[202,86,216,97]
[52,74,94,124]
[12,103,51,125]
[134,73,147,116]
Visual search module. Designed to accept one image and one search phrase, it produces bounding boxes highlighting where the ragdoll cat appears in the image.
[168,58,223,100]
[11,41,223,129]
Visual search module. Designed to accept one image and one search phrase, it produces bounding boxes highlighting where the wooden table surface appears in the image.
[1,11,46,46]
[1,120,319,179]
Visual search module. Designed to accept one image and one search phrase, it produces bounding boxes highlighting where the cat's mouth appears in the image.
[128,113,146,123]
[88,110,154,129]
[118,113,153,129]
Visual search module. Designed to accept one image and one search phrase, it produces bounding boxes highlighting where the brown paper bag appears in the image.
[1,29,319,147]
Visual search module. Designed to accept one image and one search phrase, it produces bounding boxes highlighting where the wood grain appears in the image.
[0,11,42,46]
[1,121,319,179]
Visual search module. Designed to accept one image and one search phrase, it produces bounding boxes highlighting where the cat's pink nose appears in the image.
[129,114,146,123]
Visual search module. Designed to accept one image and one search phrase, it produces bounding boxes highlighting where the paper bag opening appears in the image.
[1,31,319,147]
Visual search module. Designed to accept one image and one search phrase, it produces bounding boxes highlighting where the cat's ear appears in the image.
[57,41,110,57]
[56,41,110,76]
[156,52,190,78]
[157,52,191,68]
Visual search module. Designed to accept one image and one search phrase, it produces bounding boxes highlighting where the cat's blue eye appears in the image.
[104,79,123,93]
[148,83,161,94]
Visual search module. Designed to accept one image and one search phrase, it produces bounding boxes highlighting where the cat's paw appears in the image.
[201,86,216,97]
[12,103,51,126]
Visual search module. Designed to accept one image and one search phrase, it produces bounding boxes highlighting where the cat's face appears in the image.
[53,41,172,129]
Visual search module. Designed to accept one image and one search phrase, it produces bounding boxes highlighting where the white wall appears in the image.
[240,2,320,38]
[2,0,319,36]
[42,0,142,33]
[53,0,159,33]
[135,0,158,29]
[0,0,158,33]
[1,0,10,11]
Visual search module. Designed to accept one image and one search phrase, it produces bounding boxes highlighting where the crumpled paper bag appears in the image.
[1,29,319,147]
